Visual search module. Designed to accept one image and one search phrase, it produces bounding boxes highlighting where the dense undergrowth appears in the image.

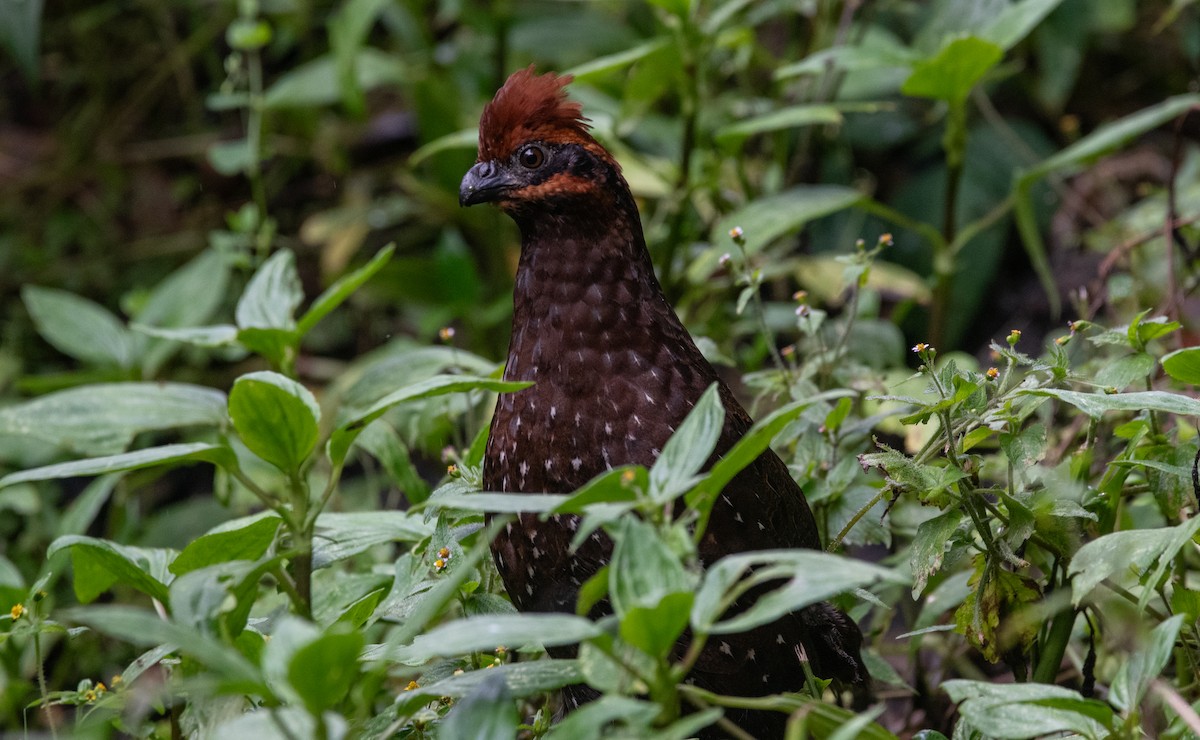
[1,1,1199,737]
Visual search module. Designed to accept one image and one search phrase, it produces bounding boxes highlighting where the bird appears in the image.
[459,66,868,737]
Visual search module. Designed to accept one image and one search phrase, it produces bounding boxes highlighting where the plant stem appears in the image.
[1032,604,1076,684]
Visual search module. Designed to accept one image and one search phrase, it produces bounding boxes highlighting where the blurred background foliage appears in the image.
[0,0,1198,734]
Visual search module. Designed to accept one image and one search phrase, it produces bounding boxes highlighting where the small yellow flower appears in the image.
[912,342,931,354]
[878,233,894,246]
[447,464,459,477]
[1055,335,1070,346]
[986,367,999,380]
[438,547,451,559]
[404,680,420,691]
[110,675,123,688]
[84,689,96,702]
[95,682,107,694]
[780,345,795,358]
[495,646,507,656]
[438,326,456,342]
[792,290,808,303]
[1007,329,1021,346]
[10,603,24,620]
[434,558,446,571]
[728,226,744,240]
[620,469,636,486]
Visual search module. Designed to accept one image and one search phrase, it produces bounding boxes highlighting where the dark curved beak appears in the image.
[459,161,518,207]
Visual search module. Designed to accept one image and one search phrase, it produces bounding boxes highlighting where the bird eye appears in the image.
[518,145,545,169]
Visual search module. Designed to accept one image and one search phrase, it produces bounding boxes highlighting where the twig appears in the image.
[1153,679,1200,736]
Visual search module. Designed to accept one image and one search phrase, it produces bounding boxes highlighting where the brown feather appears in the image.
[478,66,611,164]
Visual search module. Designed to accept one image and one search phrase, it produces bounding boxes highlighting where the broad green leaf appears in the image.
[311,511,434,568]
[1018,388,1200,419]
[1110,614,1183,712]
[1162,347,1200,385]
[23,286,138,368]
[619,592,693,658]
[428,661,582,701]
[714,104,843,146]
[437,673,518,740]
[228,371,320,474]
[910,509,963,598]
[978,0,1066,50]
[610,517,694,617]
[408,128,479,167]
[1067,518,1200,605]
[693,550,900,633]
[565,37,672,79]
[170,515,282,576]
[296,244,394,336]
[235,249,303,331]
[1094,353,1156,390]
[0,443,233,489]
[208,138,255,176]
[545,696,659,739]
[902,36,1003,103]
[262,617,317,706]
[0,0,41,79]
[0,382,227,456]
[288,629,364,715]
[135,249,230,330]
[236,327,296,368]
[214,707,345,740]
[328,374,531,466]
[944,680,1113,739]
[553,467,644,513]
[64,605,264,688]
[425,491,570,515]
[387,614,602,663]
[48,536,174,604]
[775,35,917,80]
[264,48,404,109]
[133,324,239,348]
[649,384,724,503]
[691,186,863,282]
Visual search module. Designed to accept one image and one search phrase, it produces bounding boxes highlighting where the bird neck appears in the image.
[503,186,679,382]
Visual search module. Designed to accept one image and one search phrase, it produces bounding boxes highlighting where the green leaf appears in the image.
[420,659,583,700]
[565,37,672,79]
[296,244,394,336]
[264,49,404,109]
[649,384,724,503]
[328,374,532,466]
[387,614,602,663]
[693,550,900,633]
[715,104,843,146]
[944,680,1114,739]
[48,536,174,604]
[170,515,283,576]
[619,592,694,658]
[0,0,42,79]
[426,491,570,515]
[226,18,272,50]
[208,139,256,176]
[228,371,320,474]
[909,509,963,598]
[691,186,862,282]
[553,467,643,513]
[544,696,659,739]
[1017,388,1200,419]
[0,443,233,489]
[288,629,364,715]
[978,0,1067,50]
[437,673,518,740]
[0,382,227,456]
[902,36,1003,103]
[1162,347,1200,385]
[65,605,264,688]
[22,286,138,368]
[134,324,240,347]
[610,517,694,616]
[1110,614,1183,712]
[311,511,434,569]
[1067,518,1200,605]
[235,249,303,331]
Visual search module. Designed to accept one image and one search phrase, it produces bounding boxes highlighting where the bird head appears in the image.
[460,66,623,216]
